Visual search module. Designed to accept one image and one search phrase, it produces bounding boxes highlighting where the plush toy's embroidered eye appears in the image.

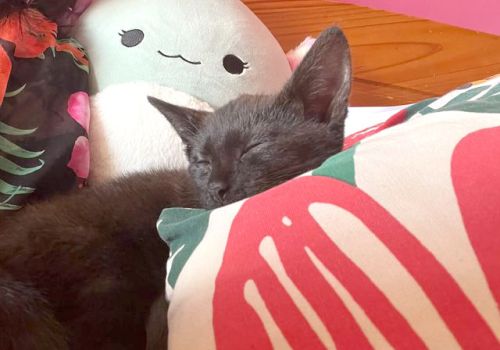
[223,54,249,75]
[119,29,144,47]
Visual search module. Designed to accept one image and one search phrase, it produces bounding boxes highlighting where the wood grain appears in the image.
[243,0,500,105]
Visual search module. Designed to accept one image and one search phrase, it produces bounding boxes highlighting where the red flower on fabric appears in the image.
[67,91,90,133]
[0,8,57,103]
[213,174,499,349]
[55,40,89,67]
[0,8,57,58]
[67,135,90,181]
[0,45,12,105]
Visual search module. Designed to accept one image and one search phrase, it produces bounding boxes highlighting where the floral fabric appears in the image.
[0,7,90,211]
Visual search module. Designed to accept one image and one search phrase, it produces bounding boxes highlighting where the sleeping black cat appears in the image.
[0,27,352,350]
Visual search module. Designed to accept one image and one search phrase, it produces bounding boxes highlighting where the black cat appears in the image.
[0,26,352,349]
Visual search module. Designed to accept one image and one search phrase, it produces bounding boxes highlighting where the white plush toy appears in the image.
[88,83,213,183]
[74,0,292,183]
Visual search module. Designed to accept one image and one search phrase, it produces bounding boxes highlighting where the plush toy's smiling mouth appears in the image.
[157,50,201,65]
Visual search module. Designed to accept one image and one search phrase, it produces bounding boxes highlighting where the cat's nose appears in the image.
[209,181,229,202]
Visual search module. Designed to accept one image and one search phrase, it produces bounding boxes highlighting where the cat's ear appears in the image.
[278,26,352,127]
[148,96,210,146]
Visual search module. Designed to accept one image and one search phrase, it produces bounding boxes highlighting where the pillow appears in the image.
[0,7,90,212]
[158,75,500,349]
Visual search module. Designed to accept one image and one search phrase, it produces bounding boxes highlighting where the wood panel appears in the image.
[243,0,500,106]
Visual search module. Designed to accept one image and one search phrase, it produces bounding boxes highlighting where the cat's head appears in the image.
[149,26,352,209]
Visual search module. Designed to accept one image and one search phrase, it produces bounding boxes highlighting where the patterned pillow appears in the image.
[158,75,500,349]
[0,7,90,212]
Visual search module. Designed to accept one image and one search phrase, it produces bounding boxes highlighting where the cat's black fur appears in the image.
[0,27,351,349]
[0,170,197,350]
[150,27,352,209]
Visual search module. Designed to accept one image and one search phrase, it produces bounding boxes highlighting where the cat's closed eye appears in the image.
[195,159,210,166]
[240,142,263,161]
[194,159,211,175]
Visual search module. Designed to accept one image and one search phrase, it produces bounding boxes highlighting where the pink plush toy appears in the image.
[286,36,317,71]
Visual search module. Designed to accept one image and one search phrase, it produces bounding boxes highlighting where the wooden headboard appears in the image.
[243,0,500,106]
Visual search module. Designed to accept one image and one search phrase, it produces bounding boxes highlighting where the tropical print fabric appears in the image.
[158,75,500,349]
[0,7,90,211]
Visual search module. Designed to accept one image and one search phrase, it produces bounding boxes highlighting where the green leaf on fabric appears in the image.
[0,120,42,210]
[5,84,26,98]
[0,135,44,158]
[56,39,90,74]
[0,203,20,210]
[420,84,500,115]
[58,38,86,50]
[0,185,26,209]
[404,98,437,120]
[481,83,500,99]
[74,61,90,74]
[0,156,44,175]
[312,145,358,186]
[157,208,211,289]
[0,121,37,136]
[0,179,35,196]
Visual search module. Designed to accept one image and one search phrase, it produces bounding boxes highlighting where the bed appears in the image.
[1,1,499,349]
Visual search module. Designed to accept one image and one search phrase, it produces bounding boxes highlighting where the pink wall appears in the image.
[335,0,500,35]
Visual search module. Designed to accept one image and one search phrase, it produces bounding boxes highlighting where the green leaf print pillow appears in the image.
[158,75,500,349]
